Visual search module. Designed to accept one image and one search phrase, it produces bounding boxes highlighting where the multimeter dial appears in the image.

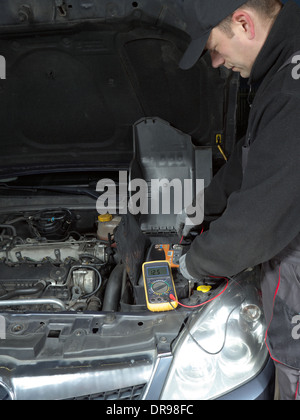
[151,280,170,295]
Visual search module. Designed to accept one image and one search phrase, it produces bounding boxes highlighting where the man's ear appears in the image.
[232,10,255,40]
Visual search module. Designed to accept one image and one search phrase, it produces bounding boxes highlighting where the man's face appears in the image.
[206,26,256,78]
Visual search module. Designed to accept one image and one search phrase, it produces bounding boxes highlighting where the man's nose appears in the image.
[210,51,225,68]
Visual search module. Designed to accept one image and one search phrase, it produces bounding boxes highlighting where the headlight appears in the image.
[161,272,268,400]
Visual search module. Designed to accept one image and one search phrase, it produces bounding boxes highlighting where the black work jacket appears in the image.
[185,0,300,280]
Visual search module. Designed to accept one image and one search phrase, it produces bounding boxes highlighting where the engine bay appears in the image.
[0,119,222,315]
[0,207,222,314]
[0,208,107,312]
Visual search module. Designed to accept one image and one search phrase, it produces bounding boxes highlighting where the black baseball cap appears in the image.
[179,0,248,69]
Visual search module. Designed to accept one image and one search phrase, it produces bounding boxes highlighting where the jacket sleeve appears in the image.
[185,92,300,278]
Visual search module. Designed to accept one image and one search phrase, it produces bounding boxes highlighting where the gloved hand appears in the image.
[175,185,204,238]
[179,254,198,282]
[175,208,193,238]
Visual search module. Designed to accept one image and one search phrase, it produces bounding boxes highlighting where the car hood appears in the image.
[0,0,234,177]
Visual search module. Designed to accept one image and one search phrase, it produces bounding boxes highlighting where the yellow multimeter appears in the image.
[142,261,178,312]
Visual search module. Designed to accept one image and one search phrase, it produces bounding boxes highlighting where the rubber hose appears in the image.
[102,264,124,312]
[0,281,46,300]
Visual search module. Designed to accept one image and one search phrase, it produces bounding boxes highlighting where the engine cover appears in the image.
[0,238,106,264]
[0,236,107,312]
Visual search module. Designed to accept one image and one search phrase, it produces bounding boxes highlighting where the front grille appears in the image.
[66,384,147,401]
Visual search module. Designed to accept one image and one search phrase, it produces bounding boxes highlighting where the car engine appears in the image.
[0,208,194,313]
[0,208,116,312]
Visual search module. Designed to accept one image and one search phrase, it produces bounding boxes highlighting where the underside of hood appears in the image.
[0,0,234,176]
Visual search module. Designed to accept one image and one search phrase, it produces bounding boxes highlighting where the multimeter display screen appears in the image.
[147,266,168,277]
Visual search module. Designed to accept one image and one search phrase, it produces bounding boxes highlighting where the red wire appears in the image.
[179,227,204,244]
[169,277,229,309]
